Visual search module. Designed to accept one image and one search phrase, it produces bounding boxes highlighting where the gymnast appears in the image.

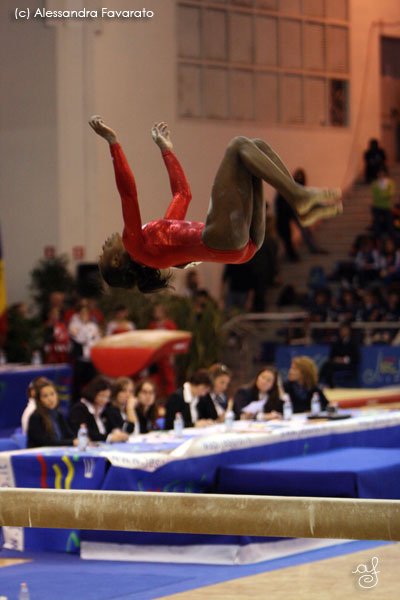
[89,116,342,293]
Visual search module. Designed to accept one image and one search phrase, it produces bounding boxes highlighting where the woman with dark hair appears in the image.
[134,379,158,434]
[197,363,232,421]
[21,376,51,434]
[28,382,76,448]
[233,366,284,420]
[103,377,138,434]
[69,376,129,442]
[89,116,342,293]
[164,369,212,429]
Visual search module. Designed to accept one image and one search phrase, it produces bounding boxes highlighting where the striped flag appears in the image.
[0,225,7,345]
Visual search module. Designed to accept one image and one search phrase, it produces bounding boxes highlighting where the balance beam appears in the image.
[1,489,399,541]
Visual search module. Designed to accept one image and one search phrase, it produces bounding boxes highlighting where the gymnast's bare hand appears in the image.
[151,121,173,151]
[89,115,118,145]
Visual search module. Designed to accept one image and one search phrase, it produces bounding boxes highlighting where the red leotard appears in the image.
[110,143,257,269]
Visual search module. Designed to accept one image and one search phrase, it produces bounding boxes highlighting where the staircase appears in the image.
[268,164,400,308]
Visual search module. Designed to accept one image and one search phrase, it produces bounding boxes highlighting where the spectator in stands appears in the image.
[69,376,129,442]
[147,303,178,397]
[197,363,232,422]
[371,166,395,237]
[164,369,212,430]
[336,288,360,323]
[308,288,333,342]
[103,377,138,434]
[64,297,105,327]
[319,323,360,388]
[69,303,102,402]
[373,290,400,344]
[364,138,387,184]
[284,356,328,413]
[358,288,385,323]
[106,304,136,336]
[354,235,380,286]
[234,366,284,420]
[69,304,102,358]
[21,376,51,434]
[43,307,70,364]
[134,379,158,433]
[27,381,76,448]
[379,237,400,285]
[221,262,255,312]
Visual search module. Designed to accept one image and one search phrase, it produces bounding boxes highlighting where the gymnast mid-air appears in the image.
[89,116,342,293]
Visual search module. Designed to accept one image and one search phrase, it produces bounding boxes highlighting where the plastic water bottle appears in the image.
[224,407,235,432]
[282,394,293,420]
[18,583,30,600]
[311,392,321,415]
[77,423,89,451]
[173,412,184,438]
[31,349,42,365]
[0,349,6,365]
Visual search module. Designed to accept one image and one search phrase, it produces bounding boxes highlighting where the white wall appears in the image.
[0,0,57,304]
[2,0,400,304]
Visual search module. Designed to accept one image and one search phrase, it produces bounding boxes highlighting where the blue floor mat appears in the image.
[0,540,392,600]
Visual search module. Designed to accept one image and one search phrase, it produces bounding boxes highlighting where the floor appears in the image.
[161,543,398,600]
[0,541,397,599]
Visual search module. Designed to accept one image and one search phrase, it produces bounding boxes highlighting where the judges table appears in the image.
[1,409,400,561]
[0,363,72,431]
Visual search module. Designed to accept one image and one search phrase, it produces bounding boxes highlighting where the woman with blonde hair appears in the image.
[284,356,328,413]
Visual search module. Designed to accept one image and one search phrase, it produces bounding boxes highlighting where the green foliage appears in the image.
[4,306,44,363]
[30,255,75,318]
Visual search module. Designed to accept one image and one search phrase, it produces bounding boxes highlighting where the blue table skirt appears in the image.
[217,447,400,499]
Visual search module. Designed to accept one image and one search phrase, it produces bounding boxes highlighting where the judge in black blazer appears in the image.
[69,376,129,443]
[197,363,232,422]
[164,370,212,430]
[284,356,328,413]
[234,366,284,420]
[134,379,158,433]
[103,377,138,434]
[28,382,77,448]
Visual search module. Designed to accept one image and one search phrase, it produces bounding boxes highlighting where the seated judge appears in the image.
[164,370,212,430]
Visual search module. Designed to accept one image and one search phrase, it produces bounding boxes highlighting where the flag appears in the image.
[0,225,7,345]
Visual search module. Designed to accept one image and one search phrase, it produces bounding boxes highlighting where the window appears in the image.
[177,0,350,126]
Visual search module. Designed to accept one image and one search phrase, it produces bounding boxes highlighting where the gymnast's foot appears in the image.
[297,200,343,227]
[151,121,173,151]
[294,186,342,217]
[89,115,117,145]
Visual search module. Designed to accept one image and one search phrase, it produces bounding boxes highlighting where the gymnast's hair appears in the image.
[99,255,171,294]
